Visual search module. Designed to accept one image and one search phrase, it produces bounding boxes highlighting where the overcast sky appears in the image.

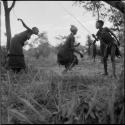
[1,1,112,47]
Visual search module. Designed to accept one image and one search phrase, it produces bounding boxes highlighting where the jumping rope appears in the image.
[57,2,92,35]
[12,8,18,20]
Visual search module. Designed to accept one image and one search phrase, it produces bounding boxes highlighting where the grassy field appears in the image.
[1,55,124,124]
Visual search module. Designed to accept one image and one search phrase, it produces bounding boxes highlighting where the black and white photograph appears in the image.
[0,0,125,124]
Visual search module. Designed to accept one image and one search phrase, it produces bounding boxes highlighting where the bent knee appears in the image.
[103,56,107,61]
[111,56,115,62]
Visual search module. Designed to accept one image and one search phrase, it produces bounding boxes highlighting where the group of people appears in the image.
[7,19,121,78]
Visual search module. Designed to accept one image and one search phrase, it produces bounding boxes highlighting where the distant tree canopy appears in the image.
[74,1,106,20]
[74,1,124,31]
[26,32,55,59]
[55,35,67,46]
[103,1,125,14]
[75,1,125,14]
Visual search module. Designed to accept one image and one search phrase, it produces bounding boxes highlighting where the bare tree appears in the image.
[3,1,16,51]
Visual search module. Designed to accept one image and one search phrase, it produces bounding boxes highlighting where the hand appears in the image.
[93,40,96,45]
[17,18,22,21]
[24,41,28,45]
[117,40,120,46]
[92,34,95,37]
[74,43,80,47]
[77,43,80,46]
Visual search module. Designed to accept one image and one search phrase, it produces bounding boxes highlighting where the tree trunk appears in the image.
[5,10,11,51]
[97,7,99,20]
[3,1,16,52]
[95,2,100,20]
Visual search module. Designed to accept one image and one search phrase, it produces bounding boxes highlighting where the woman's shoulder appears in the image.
[103,27,110,31]
[15,30,28,36]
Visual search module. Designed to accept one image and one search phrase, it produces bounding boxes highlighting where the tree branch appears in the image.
[3,1,8,11]
[9,1,16,12]
[103,1,125,14]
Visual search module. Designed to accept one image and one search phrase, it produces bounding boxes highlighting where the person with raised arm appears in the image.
[7,19,39,73]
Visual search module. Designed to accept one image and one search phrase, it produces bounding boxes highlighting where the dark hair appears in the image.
[97,20,104,26]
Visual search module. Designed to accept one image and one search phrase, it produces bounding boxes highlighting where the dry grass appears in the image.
[1,56,124,124]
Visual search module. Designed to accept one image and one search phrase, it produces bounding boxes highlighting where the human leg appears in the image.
[68,55,78,71]
[103,46,109,75]
[111,45,117,78]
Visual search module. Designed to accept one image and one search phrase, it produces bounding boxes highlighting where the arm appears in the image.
[74,49,83,58]
[74,49,81,55]
[106,27,120,45]
[92,34,99,41]
[18,18,31,31]
[69,38,80,50]
[92,34,99,45]
[74,42,80,47]
[69,36,83,57]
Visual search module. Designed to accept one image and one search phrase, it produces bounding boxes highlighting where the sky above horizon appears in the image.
[1,1,112,48]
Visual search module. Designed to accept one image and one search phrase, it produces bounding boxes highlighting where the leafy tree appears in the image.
[36,42,51,58]
[27,32,52,59]
[103,1,125,14]
[28,32,49,48]
[55,35,67,45]
[54,35,67,53]
[75,1,125,14]
[106,6,124,31]
[74,1,107,20]
[74,1,124,31]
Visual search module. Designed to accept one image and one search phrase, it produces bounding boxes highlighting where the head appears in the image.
[32,27,39,35]
[70,25,78,35]
[96,20,104,29]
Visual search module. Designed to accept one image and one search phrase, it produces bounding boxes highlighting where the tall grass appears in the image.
[1,63,124,124]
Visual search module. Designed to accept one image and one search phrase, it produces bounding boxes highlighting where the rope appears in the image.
[12,8,18,20]
[57,2,92,35]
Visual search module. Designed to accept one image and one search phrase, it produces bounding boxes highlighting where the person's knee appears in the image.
[74,56,78,65]
[103,57,107,62]
[75,59,78,65]
[111,55,115,62]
